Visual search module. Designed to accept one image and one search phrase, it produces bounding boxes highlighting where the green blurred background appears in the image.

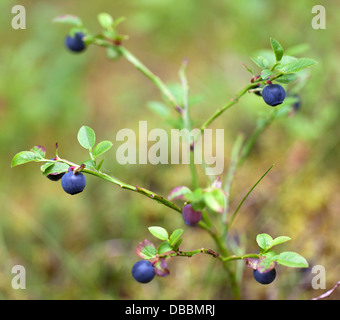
[0,0,339,300]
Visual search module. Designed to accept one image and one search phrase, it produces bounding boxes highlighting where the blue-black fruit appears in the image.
[47,172,65,181]
[262,84,286,106]
[65,32,86,53]
[61,170,86,195]
[253,268,276,285]
[132,260,155,284]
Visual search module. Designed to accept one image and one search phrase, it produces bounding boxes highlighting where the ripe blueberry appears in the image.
[65,32,86,53]
[182,204,202,226]
[47,172,65,181]
[132,260,155,284]
[253,268,276,285]
[61,169,86,195]
[262,84,286,106]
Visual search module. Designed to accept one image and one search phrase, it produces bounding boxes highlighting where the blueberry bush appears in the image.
[10,12,318,299]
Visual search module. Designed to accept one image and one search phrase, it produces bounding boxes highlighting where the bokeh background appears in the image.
[0,0,339,300]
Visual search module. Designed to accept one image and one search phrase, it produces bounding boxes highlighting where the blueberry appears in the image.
[65,32,86,53]
[253,268,276,285]
[262,84,286,106]
[292,94,301,112]
[132,260,155,284]
[46,172,65,181]
[182,204,202,226]
[61,169,86,195]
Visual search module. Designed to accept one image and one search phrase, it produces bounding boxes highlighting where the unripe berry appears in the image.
[253,268,276,285]
[182,204,202,226]
[132,260,155,284]
[65,32,86,53]
[61,168,86,195]
[262,84,286,106]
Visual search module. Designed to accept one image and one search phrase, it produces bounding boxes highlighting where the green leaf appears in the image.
[203,188,226,214]
[92,141,113,158]
[257,256,277,273]
[82,159,97,171]
[281,58,317,74]
[106,47,121,60]
[11,151,40,167]
[136,239,157,260]
[148,226,169,241]
[77,126,96,149]
[251,56,269,69]
[168,186,191,201]
[157,241,173,254]
[271,236,291,247]
[97,13,114,29]
[30,146,46,158]
[270,38,284,62]
[97,159,105,171]
[256,233,273,252]
[52,14,83,27]
[42,162,69,176]
[285,43,310,56]
[261,69,274,80]
[147,101,171,119]
[40,162,54,173]
[169,229,183,246]
[277,251,309,268]
[275,73,298,84]
[173,238,182,251]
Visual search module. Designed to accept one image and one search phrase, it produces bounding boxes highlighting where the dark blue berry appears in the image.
[65,32,86,53]
[253,268,276,285]
[262,84,286,106]
[61,169,86,195]
[47,172,65,181]
[292,94,301,112]
[182,204,202,226]
[132,260,155,284]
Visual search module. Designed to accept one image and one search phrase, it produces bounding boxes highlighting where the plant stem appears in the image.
[200,83,257,132]
[160,248,219,259]
[221,253,259,263]
[116,46,183,114]
[45,158,183,214]
[179,59,199,189]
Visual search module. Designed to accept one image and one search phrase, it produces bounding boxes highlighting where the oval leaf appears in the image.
[92,141,113,158]
[256,233,273,252]
[77,126,96,149]
[98,13,114,29]
[169,229,183,246]
[157,241,173,254]
[277,251,309,268]
[136,239,157,260]
[42,162,70,176]
[270,38,284,62]
[281,58,317,74]
[168,186,191,201]
[203,188,226,214]
[148,226,169,241]
[271,236,291,247]
[11,151,40,167]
